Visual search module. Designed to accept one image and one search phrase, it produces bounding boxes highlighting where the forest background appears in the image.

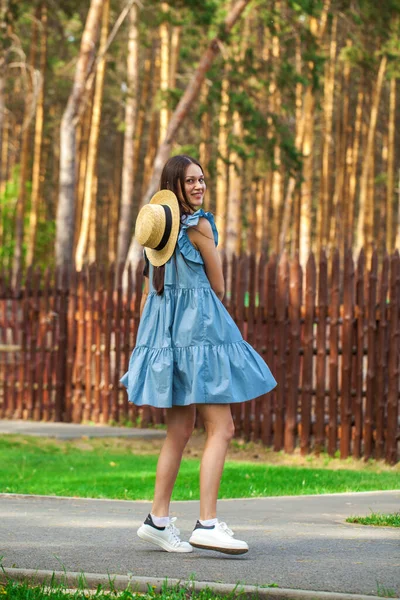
[3,0,400,280]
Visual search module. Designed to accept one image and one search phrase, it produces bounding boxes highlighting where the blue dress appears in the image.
[120,209,277,407]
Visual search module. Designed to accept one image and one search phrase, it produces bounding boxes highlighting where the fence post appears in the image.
[285,253,301,453]
[340,248,354,459]
[354,249,366,459]
[328,250,340,456]
[300,253,316,455]
[375,253,389,460]
[386,251,399,464]
[275,251,289,451]
[364,250,377,460]
[55,267,69,422]
[315,250,328,455]
[262,253,277,447]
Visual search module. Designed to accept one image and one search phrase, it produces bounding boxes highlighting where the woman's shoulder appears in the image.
[180,209,218,246]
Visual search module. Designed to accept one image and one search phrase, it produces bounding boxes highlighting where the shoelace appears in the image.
[166,517,182,547]
[218,521,234,537]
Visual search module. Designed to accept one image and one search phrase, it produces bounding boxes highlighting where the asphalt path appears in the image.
[1,492,399,596]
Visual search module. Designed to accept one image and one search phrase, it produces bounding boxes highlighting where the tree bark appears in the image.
[346,82,364,250]
[355,55,387,254]
[124,0,251,277]
[75,0,110,270]
[386,78,396,251]
[26,4,47,266]
[215,70,230,248]
[12,13,39,284]
[55,0,104,271]
[159,2,169,145]
[318,15,337,250]
[115,3,139,266]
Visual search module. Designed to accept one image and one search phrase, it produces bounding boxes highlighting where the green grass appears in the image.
[0,578,254,600]
[346,512,400,527]
[0,436,399,500]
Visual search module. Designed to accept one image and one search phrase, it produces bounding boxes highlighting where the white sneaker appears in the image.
[189,520,249,555]
[137,514,193,553]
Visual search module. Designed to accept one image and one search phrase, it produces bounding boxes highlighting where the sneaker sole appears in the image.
[190,541,248,555]
[137,527,193,553]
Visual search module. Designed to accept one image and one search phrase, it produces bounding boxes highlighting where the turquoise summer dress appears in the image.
[120,209,277,407]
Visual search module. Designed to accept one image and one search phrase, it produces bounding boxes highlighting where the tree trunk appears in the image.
[169,24,181,90]
[75,0,109,270]
[12,14,39,283]
[226,110,242,259]
[159,2,169,145]
[26,4,47,266]
[355,55,387,254]
[215,70,230,248]
[386,78,396,251]
[124,0,251,278]
[346,82,364,250]
[199,81,211,209]
[279,32,303,255]
[56,0,104,271]
[319,15,337,250]
[330,38,351,251]
[115,3,139,266]
[269,5,282,254]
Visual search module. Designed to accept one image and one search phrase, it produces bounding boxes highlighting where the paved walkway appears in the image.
[1,492,399,597]
[0,419,166,439]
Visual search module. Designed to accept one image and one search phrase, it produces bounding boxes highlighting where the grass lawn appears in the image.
[0,579,244,600]
[0,434,399,500]
[346,512,400,527]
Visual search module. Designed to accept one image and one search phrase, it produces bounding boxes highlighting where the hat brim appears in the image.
[144,190,180,267]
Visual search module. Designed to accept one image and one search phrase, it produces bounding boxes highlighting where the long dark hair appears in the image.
[153,155,205,295]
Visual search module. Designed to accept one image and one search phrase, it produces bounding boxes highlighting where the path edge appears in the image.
[2,568,398,600]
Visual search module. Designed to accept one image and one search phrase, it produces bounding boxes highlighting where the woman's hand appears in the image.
[187,218,225,300]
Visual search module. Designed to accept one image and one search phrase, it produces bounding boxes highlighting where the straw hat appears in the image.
[135,190,180,267]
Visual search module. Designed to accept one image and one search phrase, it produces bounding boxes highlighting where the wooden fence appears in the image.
[0,249,399,464]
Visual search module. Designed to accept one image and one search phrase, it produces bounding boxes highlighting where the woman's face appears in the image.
[183,163,206,211]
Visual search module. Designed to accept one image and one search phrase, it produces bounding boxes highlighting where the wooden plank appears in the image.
[30,267,41,420]
[262,253,277,447]
[102,263,114,424]
[92,264,102,423]
[254,252,266,442]
[64,269,77,423]
[284,253,302,453]
[375,253,389,460]
[73,269,86,423]
[364,250,377,460]
[340,249,354,459]
[386,251,399,464]
[275,251,289,451]
[40,268,51,421]
[113,263,124,423]
[246,252,256,441]
[353,250,366,459]
[300,253,316,456]
[230,253,241,435]
[315,250,327,455]
[83,265,94,421]
[18,267,32,419]
[55,267,69,422]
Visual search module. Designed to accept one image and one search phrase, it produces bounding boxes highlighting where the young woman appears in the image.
[120,155,276,555]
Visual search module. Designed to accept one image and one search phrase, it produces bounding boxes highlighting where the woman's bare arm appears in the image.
[187,218,225,300]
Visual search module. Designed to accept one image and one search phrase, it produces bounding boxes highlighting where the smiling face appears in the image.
[183,163,206,211]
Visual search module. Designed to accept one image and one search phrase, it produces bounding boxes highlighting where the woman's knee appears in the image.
[200,406,235,442]
[166,406,195,445]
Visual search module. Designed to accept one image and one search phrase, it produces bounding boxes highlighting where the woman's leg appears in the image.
[196,404,235,521]
[151,404,196,517]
